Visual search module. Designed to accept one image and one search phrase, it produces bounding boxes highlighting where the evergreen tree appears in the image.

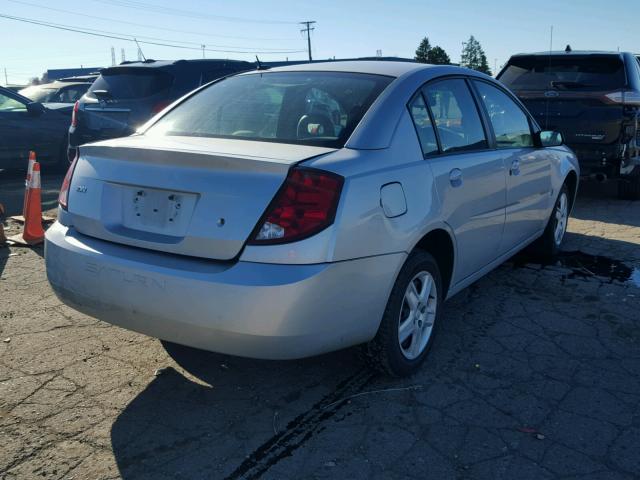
[461,35,492,75]
[415,37,432,63]
[427,46,451,65]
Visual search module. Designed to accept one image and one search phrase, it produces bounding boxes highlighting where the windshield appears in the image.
[18,86,57,102]
[88,68,173,100]
[499,55,626,91]
[145,71,393,148]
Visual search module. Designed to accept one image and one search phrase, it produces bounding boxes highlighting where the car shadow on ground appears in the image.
[109,225,640,479]
[110,344,376,479]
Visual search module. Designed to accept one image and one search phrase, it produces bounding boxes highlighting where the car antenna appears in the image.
[134,38,147,61]
[255,55,263,70]
[565,44,572,53]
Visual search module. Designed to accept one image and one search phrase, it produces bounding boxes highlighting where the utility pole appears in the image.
[201,44,206,59]
[111,47,116,67]
[300,21,316,62]
[121,48,125,63]
[4,68,8,86]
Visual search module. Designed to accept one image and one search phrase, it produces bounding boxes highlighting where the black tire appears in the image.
[531,183,570,259]
[618,173,640,200]
[361,250,443,377]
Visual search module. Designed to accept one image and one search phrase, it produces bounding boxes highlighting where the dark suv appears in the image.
[498,50,640,198]
[68,59,253,161]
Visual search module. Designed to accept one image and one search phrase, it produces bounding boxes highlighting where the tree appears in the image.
[460,35,491,75]
[415,37,431,63]
[427,46,451,65]
[415,37,451,65]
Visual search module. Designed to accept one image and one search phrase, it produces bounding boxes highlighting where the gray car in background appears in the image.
[19,78,95,105]
[45,61,579,376]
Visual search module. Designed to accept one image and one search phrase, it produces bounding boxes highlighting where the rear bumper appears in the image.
[45,222,404,359]
[569,142,640,177]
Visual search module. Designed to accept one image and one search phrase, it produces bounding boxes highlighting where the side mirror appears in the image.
[538,130,563,147]
[26,102,46,116]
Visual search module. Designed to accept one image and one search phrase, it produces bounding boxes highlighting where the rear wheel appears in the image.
[362,250,442,377]
[531,183,570,258]
[618,172,640,200]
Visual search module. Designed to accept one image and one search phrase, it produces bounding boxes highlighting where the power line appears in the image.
[6,0,300,42]
[88,0,298,25]
[300,21,316,62]
[2,5,304,51]
[0,14,308,55]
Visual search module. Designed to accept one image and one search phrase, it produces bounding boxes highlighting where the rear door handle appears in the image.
[510,159,521,176]
[449,168,463,187]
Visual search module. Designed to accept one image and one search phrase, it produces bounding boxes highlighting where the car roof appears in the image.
[111,59,253,70]
[253,60,429,78]
[28,81,89,89]
[509,50,626,57]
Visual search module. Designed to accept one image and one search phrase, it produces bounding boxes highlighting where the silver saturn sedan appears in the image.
[45,61,579,376]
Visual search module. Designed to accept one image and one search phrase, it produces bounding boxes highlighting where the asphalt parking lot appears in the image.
[1,174,639,479]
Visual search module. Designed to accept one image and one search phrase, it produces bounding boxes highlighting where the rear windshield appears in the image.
[499,55,626,91]
[87,68,173,100]
[144,71,393,148]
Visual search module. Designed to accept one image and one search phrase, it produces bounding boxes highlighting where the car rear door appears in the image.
[472,80,551,253]
[420,78,507,281]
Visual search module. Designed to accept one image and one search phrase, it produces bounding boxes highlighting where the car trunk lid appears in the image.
[67,135,336,260]
[516,90,624,144]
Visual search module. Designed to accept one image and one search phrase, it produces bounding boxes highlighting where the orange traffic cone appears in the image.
[22,151,36,219]
[15,162,45,245]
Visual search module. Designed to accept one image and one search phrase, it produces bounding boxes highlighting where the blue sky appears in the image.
[1,0,638,85]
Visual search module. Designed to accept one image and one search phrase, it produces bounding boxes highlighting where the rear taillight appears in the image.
[604,90,640,106]
[70,100,79,128]
[248,167,344,245]
[152,100,171,115]
[58,151,79,210]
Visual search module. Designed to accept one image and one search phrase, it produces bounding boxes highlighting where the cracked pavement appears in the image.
[1,177,639,479]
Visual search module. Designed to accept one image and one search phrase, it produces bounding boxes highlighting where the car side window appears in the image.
[408,94,438,156]
[474,81,533,148]
[0,91,27,112]
[422,79,488,153]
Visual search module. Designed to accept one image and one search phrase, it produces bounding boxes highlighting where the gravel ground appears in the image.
[1,177,639,479]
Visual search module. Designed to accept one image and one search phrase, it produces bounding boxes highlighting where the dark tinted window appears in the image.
[423,79,487,153]
[56,85,90,103]
[408,94,438,155]
[499,55,626,91]
[474,81,533,148]
[88,68,173,99]
[146,72,392,148]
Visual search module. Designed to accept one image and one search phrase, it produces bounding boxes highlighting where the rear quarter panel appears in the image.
[243,110,449,265]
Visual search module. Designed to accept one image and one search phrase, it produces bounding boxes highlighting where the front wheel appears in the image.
[362,250,443,377]
[531,183,570,258]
